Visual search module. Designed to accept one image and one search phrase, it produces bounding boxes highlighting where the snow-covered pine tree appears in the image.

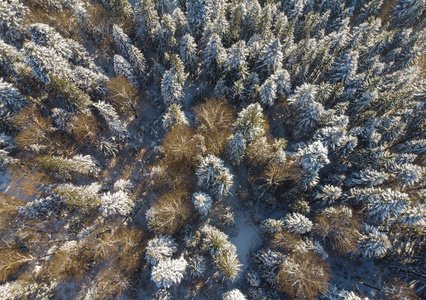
[284,212,313,234]
[161,70,184,106]
[23,41,73,85]
[357,225,391,259]
[36,154,101,179]
[196,154,233,198]
[392,0,425,28]
[0,79,27,117]
[145,235,178,266]
[227,133,246,165]
[151,257,188,289]
[0,0,28,46]
[113,54,138,86]
[186,0,212,40]
[158,14,177,54]
[134,0,161,50]
[192,192,213,216]
[222,289,247,300]
[287,83,325,139]
[179,33,198,74]
[112,24,132,58]
[295,140,330,190]
[99,190,134,216]
[53,182,101,208]
[162,103,189,130]
[233,103,267,142]
[201,32,226,82]
[259,77,277,106]
[329,50,359,84]
[223,40,249,80]
[255,39,283,81]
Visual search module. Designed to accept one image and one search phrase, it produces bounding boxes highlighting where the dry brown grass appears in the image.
[193,98,236,156]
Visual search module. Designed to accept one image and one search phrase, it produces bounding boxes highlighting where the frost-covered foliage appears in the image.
[36,154,101,178]
[145,235,178,266]
[284,212,313,234]
[161,69,184,106]
[188,254,206,277]
[357,225,391,259]
[53,182,101,208]
[0,0,28,45]
[322,285,368,300]
[200,225,242,281]
[196,155,233,198]
[253,249,285,285]
[151,257,187,289]
[260,218,285,236]
[113,179,133,192]
[222,289,247,300]
[99,190,134,216]
[233,103,266,142]
[287,84,325,139]
[18,196,64,219]
[93,101,128,141]
[23,41,73,84]
[227,133,246,165]
[192,192,213,216]
[259,78,277,106]
[113,54,137,86]
[162,103,188,130]
[392,0,425,27]
[296,141,330,189]
[315,185,342,204]
[0,78,27,116]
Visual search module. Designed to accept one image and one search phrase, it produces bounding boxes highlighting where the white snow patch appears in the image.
[229,210,262,271]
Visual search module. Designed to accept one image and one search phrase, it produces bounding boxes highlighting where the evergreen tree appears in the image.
[0,79,27,117]
[161,70,184,106]
[224,40,249,80]
[53,183,101,209]
[100,190,134,216]
[287,84,325,139]
[227,133,246,165]
[162,103,189,130]
[135,0,161,50]
[113,54,138,86]
[0,0,28,46]
[233,103,267,142]
[255,39,283,80]
[186,0,213,40]
[196,154,233,198]
[295,141,330,190]
[192,192,213,216]
[284,212,313,234]
[357,225,391,259]
[146,235,178,266]
[151,257,188,289]
[179,33,198,74]
[222,289,247,300]
[329,50,359,84]
[201,33,226,81]
[259,77,277,106]
[392,0,425,28]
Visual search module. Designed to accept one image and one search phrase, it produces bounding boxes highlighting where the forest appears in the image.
[0,0,425,299]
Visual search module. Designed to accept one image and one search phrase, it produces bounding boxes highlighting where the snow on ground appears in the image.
[230,209,262,271]
[0,170,9,193]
